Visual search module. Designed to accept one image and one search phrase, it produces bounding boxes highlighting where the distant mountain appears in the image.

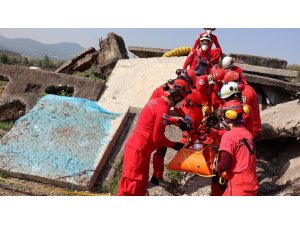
[0,35,85,60]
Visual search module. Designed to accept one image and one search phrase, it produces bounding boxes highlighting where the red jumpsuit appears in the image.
[183,48,221,77]
[176,89,206,144]
[218,126,259,196]
[195,75,223,111]
[118,98,176,196]
[148,86,171,180]
[149,85,165,99]
[242,85,262,137]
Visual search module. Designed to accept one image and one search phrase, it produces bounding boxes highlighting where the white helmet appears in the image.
[222,56,233,69]
[199,34,212,44]
[220,82,239,99]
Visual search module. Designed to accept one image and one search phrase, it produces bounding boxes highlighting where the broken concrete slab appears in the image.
[55,47,97,74]
[229,53,288,69]
[97,57,185,113]
[73,52,98,71]
[0,64,105,111]
[245,72,300,92]
[0,95,129,191]
[128,46,171,58]
[98,32,128,65]
[276,141,300,185]
[259,100,300,140]
[234,63,297,78]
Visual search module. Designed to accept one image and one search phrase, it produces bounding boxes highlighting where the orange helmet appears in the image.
[211,64,226,82]
[223,70,240,83]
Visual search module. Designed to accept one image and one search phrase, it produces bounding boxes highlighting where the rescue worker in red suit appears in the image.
[183,34,221,79]
[117,81,189,195]
[210,82,255,196]
[223,70,262,137]
[220,82,254,136]
[149,77,193,185]
[214,100,259,196]
[149,69,194,100]
[192,28,222,60]
[195,64,226,112]
[221,56,247,85]
[177,89,207,144]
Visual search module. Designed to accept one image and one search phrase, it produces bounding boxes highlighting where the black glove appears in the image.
[178,119,190,132]
[173,142,184,151]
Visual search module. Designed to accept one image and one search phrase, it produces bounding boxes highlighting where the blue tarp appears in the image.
[0,95,120,186]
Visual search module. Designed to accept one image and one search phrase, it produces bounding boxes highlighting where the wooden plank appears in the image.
[244,72,300,92]
[234,63,298,78]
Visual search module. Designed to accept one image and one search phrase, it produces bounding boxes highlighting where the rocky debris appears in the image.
[256,159,281,195]
[55,32,128,80]
[229,53,288,69]
[276,141,300,186]
[259,100,300,140]
[55,47,97,74]
[0,129,7,138]
[0,64,105,111]
[73,52,98,71]
[0,100,26,122]
[128,46,171,58]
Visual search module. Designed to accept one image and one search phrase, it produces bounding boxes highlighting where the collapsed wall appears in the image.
[55,32,129,79]
[0,64,105,114]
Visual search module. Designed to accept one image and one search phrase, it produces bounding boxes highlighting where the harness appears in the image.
[194,50,211,76]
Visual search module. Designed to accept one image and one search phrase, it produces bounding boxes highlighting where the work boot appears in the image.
[150,176,163,186]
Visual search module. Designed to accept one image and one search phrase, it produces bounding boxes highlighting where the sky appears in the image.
[1,28,300,64]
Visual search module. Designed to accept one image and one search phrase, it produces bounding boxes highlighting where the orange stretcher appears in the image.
[167,138,220,177]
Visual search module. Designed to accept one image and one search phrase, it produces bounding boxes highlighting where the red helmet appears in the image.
[222,100,243,121]
[164,79,190,104]
[211,64,226,82]
[223,70,240,83]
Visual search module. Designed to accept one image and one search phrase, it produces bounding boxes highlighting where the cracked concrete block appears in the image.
[0,95,129,190]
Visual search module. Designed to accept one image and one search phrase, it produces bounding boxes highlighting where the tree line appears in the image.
[0,53,65,70]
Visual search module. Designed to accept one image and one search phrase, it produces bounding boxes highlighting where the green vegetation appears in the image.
[167,170,185,188]
[0,121,14,132]
[74,64,105,81]
[287,64,300,81]
[0,171,8,179]
[0,53,65,70]
[97,162,122,195]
